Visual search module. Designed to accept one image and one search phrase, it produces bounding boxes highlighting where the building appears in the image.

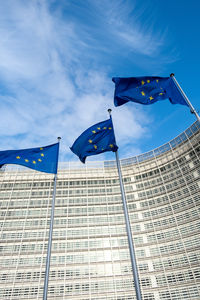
[0,121,200,300]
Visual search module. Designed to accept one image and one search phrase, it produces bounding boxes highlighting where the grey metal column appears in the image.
[108,109,142,300]
[170,73,200,122]
[43,137,61,300]
[115,150,142,300]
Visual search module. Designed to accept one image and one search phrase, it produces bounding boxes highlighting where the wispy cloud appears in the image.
[0,0,169,161]
[89,0,165,56]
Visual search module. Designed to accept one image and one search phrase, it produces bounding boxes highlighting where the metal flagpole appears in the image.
[43,137,61,300]
[170,73,200,123]
[108,109,142,300]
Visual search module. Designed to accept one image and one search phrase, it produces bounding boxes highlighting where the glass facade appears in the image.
[0,121,200,299]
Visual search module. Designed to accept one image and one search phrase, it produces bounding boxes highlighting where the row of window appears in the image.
[0,184,199,215]
[1,182,198,211]
[1,225,128,241]
[2,220,200,254]
[150,234,200,256]
[147,221,200,242]
[134,142,200,181]
[153,251,200,271]
[136,167,190,190]
[0,184,134,199]
[0,262,149,283]
[142,199,200,219]
[159,286,199,300]
[0,195,124,208]
[0,249,140,267]
[156,268,200,285]
[144,205,199,230]
[0,214,140,229]
[1,207,199,235]
[0,281,199,299]
[0,178,133,190]
[2,268,200,287]
[1,238,200,269]
[138,180,199,201]
[0,277,136,297]
[140,195,169,208]
[0,236,142,254]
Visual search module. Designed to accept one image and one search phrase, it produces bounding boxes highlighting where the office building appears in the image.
[0,121,200,299]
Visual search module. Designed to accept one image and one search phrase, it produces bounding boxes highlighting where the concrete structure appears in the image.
[0,121,200,299]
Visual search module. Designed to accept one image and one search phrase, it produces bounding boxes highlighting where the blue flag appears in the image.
[70,118,118,163]
[0,143,59,174]
[112,76,189,107]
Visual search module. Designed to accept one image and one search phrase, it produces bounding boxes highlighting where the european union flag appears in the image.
[112,76,189,107]
[0,143,59,174]
[70,118,118,163]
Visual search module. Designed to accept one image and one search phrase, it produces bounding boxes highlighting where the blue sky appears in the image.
[0,0,199,163]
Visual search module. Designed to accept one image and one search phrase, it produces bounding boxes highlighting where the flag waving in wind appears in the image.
[112,76,189,107]
[70,118,118,163]
[0,143,59,174]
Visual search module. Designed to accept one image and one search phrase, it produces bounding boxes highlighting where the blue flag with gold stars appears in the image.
[70,118,118,163]
[112,76,189,107]
[0,143,59,174]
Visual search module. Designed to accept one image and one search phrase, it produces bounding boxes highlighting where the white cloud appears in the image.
[89,0,165,56]
[0,0,167,161]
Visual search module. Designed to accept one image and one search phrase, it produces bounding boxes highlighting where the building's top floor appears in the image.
[0,121,199,176]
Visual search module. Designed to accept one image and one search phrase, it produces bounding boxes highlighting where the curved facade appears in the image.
[0,121,200,300]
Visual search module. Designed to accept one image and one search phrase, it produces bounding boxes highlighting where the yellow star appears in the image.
[97,127,101,130]
[92,130,96,134]
[147,80,150,83]
[41,153,44,157]
[16,156,20,159]
[88,139,92,143]
[156,79,159,83]
[40,148,43,150]
[149,96,154,100]
[141,80,145,85]
[141,91,145,96]
[108,127,112,130]
[159,92,163,95]
[109,144,114,148]
[103,127,107,130]
[94,145,97,149]
[25,159,29,162]
[38,159,42,162]
[32,161,36,164]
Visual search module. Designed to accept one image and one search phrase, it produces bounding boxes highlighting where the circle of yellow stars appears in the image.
[89,126,114,150]
[138,78,165,101]
[15,147,44,165]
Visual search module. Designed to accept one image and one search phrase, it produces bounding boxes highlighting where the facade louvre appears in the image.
[0,121,199,300]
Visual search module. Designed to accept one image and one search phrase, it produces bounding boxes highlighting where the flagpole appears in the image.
[170,73,200,123]
[108,109,142,300]
[43,137,61,300]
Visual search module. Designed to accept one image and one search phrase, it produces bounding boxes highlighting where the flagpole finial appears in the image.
[108,109,112,117]
[170,73,175,77]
